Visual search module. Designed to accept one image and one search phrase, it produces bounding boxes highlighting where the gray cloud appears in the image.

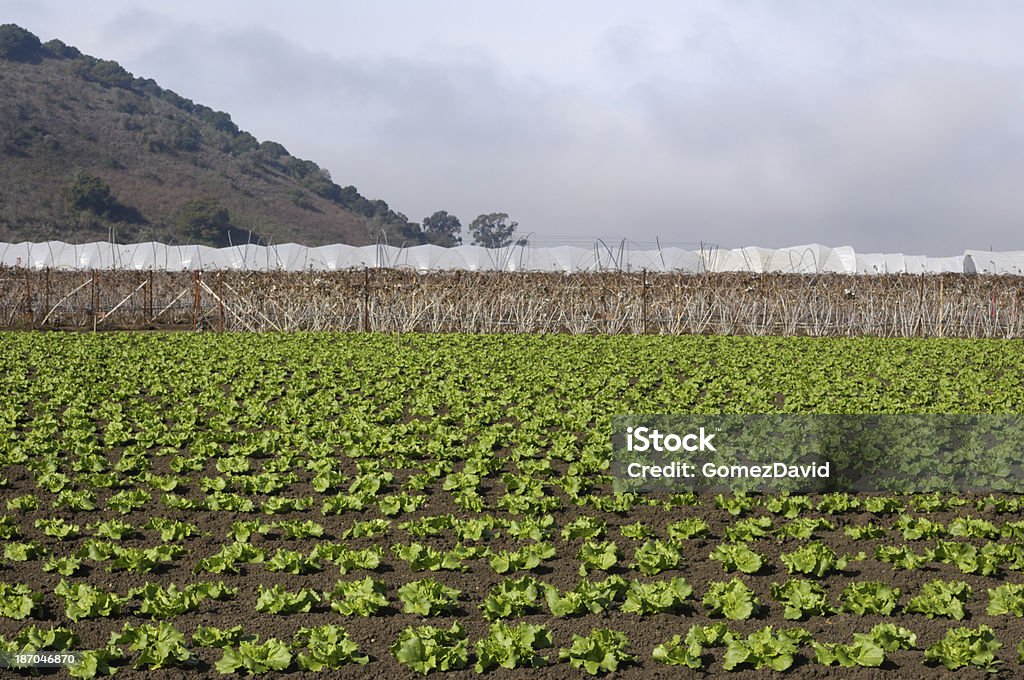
[618,57,1024,250]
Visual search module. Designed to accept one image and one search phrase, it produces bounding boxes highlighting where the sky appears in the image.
[4,1,1024,254]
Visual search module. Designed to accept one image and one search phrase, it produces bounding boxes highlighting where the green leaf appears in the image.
[390,622,468,675]
[558,629,635,676]
[397,578,460,616]
[925,625,1001,672]
[703,578,759,620]
[474,621,551,672]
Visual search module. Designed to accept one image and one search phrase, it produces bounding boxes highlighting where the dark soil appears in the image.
[2,477,1024,678]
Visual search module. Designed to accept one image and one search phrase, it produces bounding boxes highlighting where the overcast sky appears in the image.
[5,1,1024,254]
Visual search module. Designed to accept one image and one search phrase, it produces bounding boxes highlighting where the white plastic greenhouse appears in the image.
[1,241,1023,274]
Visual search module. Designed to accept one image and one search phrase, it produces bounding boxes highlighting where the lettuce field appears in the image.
[2,332,1024,678]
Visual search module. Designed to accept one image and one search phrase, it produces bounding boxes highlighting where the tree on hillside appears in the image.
[63,172,145,228]
[74,57,134,89]
[392,213,429,245]
[42,38,81,60]
[0,24,43,63]
[176,197,231,246]
[469,213,518,248]
[422,211,462,247]
[393,219,427,245]
[65,172,115,216]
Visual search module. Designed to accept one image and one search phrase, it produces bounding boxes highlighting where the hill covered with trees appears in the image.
[0,23,435,247]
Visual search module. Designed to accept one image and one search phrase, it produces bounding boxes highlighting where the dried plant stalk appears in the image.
[1,268,1021,338]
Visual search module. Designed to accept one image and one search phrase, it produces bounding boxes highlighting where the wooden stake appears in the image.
[362,268,370,332]
[44,269,50,325]
[192,272,200,331]
[915,272,924,337]
[641,269,648,335]
[24,268,33,328]
[938,277,944,337]
[218,273,224,332]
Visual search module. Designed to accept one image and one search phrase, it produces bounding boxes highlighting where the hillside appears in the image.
[0,24,419,247]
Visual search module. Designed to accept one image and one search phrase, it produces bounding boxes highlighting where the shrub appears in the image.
[176,197,231,245]
[66,173,115,216]
[0,24,43,62]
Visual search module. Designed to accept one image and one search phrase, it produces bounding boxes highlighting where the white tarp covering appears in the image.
[116,242,162,270]
[706,247,777,273]
[76,243,117,269]
[856,253,907,274]
[538,246,597,273]
[661,248,706,272]
[964,251,1024,275]
[773,244,853,273]
[310,244,356,270]
[221,243,268,270]
[347,245,387,269]
[0,241,1011,274]
[270,244,312,271]
[924,256,966,274]
[402,244,467,273]
[167,245,219,271]
[454,245,516,271]
[0,242,30,268]
[741,247,779,273]
[705,248,745,272]
[904,256,928,274]
[623,250,664,272]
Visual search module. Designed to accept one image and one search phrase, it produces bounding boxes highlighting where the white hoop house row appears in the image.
[0,241,1020,274]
